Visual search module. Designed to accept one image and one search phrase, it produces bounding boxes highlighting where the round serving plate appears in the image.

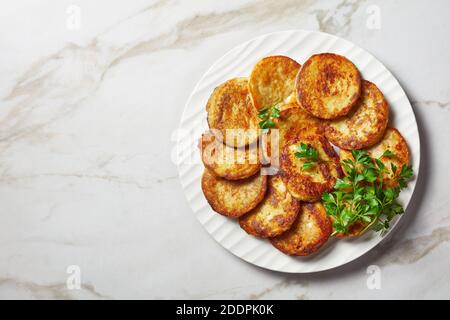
[176,30,420,273]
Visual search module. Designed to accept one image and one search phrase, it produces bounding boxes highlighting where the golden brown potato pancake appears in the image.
[325,80,389,149]
[207,77,259,147]
[277,103,324,147]
[248,56,301,110]
[199,131,261,180]
[340,128,410,188]
[280,134,343,202]
[239,175,300,238]
[202,169,267,218]
[296,53,361,119]
[270,202,332,256]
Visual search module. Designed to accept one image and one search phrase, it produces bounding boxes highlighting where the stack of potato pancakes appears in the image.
[199,54,409,256]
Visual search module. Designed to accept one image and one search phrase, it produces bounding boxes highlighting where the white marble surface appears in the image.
[0,0,449,299]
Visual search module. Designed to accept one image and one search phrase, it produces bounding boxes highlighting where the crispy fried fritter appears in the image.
[239,175,300,238]
[296,53,361,119]
[280,134,343,201]
[271,202,332,256]
[199,132,261,180]
[249,56,301,110]
[207,78,259,147]
[325,80,388,149]
[202,169,267,218]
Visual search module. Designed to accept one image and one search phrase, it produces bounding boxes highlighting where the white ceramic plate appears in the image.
[177,30,420,273]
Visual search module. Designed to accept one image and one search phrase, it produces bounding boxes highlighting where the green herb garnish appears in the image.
[382,150,395,158]
[322,149,413,236]
[294,143,328,170]
[258,103,280,129]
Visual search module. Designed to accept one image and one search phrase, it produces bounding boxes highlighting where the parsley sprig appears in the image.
[322,150,413,236]
[258,103,280,129]
[295,143,328,170]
